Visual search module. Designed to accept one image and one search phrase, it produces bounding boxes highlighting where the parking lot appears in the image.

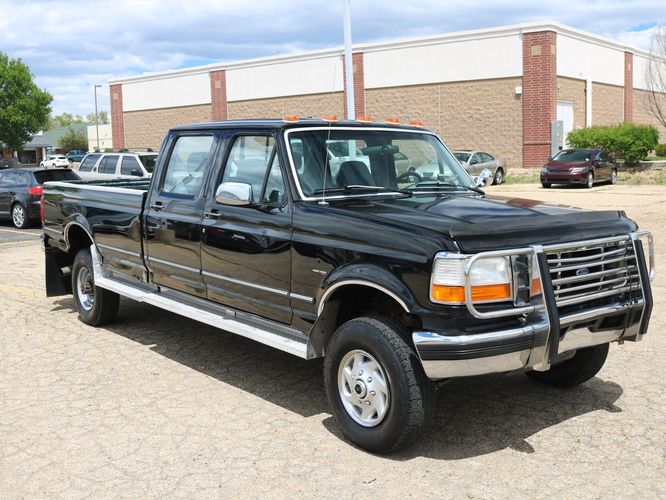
[1,183,665,498]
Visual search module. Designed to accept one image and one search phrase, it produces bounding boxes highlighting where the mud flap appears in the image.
[45,247,72,297]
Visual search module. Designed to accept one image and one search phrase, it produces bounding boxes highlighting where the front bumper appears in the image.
[413,233,654,380]
[541,171,588,184]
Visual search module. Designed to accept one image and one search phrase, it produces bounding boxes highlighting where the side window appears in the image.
[3,172,18,185]
[222,135,275,203]
[471,153,482,164]
[18,172,30,185]
[481,153,494,162]
[162,135,215,196]
[79,154,100,172]
[121,156,141,176]
[262,155,287,205]
[99,155,119,174]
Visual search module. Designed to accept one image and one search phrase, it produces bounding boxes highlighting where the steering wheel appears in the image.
[396,168,422,184]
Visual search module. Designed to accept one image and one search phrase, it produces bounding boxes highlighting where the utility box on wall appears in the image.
[551,120,563,158]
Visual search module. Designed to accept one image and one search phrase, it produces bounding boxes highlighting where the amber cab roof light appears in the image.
[322,115,338,122]
[283,115,299,123]
[357,116,373,124]
[408,120,424,127]
[385,117,400,124]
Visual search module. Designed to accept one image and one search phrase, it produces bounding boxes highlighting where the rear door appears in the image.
[144,131,218,298]
[0,171,12,215]
[201,132,293,323]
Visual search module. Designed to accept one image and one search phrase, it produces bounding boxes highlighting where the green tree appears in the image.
[46,112,85,129]
[86,110,109,124]
[0,52,52,154]
[58,127,88,152]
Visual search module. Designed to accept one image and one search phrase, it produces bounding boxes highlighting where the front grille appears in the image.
[544,236,641,308]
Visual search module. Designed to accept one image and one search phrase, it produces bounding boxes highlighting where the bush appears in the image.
[567,123,659,165]
[58,127,88,152]
[656,143,666,157]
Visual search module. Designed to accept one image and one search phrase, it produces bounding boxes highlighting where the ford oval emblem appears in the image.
[576,268,590,276]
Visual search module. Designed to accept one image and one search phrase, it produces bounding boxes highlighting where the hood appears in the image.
[545,160,591,170]
[328,193,637,253]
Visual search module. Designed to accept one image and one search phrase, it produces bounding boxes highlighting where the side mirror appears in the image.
[547,156,553,161]
[469,159,478,165]
[215,182,252,206]
[475,168,492,188]
[130,169,143,177]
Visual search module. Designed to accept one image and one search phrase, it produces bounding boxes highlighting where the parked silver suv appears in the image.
[77,151,157,180]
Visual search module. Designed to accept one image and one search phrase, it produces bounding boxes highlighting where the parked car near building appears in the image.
[65,150,87,163]
[0,168,79,228]
[40,155,70,169]
[453,150,506,185]
[540,149,617,189]
[42,119,654,453]
[76,151,157,180]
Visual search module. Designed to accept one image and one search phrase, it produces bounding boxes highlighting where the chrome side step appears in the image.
[91,247,309,359]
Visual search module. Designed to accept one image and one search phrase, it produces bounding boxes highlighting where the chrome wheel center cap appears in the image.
[354,380,367,398]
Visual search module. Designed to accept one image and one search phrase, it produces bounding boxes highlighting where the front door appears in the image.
[201,133,293,323]
[144,132,218,298]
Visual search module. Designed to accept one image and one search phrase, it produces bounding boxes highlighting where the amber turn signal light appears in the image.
[431,283,512,303]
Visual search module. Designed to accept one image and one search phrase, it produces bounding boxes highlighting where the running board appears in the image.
[91,248,309,359]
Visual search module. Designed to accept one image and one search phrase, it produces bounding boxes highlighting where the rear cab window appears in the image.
[34,170,80,184]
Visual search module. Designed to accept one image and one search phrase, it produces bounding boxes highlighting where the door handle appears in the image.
[150,201,163,211]
[203,209,221,219]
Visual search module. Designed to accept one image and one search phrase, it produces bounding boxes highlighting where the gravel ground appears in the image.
[0,184,664,498]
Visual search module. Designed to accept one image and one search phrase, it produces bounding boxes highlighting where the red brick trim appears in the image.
[210,69,228,121]
[110,84,125,149]
[343,52,365,119]
[522,31,557,168]
[624,51,633,122]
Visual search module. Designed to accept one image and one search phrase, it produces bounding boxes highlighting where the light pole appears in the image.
[94,84,102,151]
[342,0,354,120]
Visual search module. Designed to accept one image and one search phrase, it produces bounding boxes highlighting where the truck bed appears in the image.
[43,178,151,283]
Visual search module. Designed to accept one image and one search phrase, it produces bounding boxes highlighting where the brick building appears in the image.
[108,21,666,169]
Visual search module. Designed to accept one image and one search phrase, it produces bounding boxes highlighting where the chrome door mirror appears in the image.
[215,182,252,206]
[475,168,493,188]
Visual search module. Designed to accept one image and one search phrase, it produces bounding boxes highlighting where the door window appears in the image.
[2,171,18,185]
[120,156,141,176]
[221,136,277,203]
[79,154,100,172]
[481,153,494,162]
[17,171,30,185]
[162,135,215,196]
[261,155,287,205]
[98,155,119,174]
[470,153,482,165]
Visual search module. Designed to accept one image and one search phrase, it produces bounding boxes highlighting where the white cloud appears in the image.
[0,0,664,116]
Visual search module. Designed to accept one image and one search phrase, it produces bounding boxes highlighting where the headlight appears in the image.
[431,255,512,304]
[570,167,587,173]
[541,167,548,173]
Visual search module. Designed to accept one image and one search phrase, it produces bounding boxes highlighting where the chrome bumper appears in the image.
[414,232,654,380]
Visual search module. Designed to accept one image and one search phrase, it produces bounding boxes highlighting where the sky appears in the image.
[0,0,664,117]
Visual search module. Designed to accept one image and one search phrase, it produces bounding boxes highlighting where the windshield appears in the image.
[553,150,592,162]
[138,154,158,173]
[453,152,471,163]
[287,129,474,198]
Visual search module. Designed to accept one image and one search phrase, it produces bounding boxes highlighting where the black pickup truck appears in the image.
[42,119,654,453]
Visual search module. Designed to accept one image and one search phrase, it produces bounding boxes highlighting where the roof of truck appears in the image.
[170,119,433,132]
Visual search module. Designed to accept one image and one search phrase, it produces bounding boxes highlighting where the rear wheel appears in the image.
[492,168,504,185]
[585,172,594,188]
[324,316,433,453]
[72,248,119,326]
[526,343,609,388]
[541,182,551,188]
[11,203,30,229]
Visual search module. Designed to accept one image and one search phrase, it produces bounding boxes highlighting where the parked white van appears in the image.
[76,152,157,180]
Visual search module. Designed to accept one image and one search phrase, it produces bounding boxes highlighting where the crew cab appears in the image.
[42,119,654,453]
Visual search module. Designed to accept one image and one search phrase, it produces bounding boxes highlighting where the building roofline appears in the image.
[108,21,661,86]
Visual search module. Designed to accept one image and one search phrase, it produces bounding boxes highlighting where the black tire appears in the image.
[324,316,433,453]
[71,248,119,326]
[541,182,551,189]
[492,168,504,185]
[585,172,594,189]
[526,343,609,388]
[11,203,30,229]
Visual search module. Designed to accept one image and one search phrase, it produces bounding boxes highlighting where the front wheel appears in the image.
[526,343,609,388]
[324,316,433,453]
[541,182,551,188]
[72,248,119,326]
[585,172,594,189]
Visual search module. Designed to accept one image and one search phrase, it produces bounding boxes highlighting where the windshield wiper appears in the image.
[408,181,485,195]
[311,185,411,196]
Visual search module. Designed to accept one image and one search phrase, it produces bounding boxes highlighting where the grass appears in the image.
[502,168,666,186]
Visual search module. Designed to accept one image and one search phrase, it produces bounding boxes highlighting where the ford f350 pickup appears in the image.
[42,119,654,453]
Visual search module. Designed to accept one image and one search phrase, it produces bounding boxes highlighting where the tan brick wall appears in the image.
[591,83,623,126]
[557,77,586,129]
[634,89,666,143]
[123,104,212,150]
[366,77,523,168]
[227,92,344,120]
